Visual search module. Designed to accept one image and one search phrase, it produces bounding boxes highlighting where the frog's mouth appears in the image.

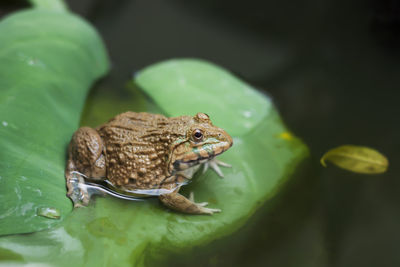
[174,141,232,170]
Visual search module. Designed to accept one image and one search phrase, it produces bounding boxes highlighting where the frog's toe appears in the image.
[199,207,221,215]
[66,174,90,208]
[189,191,208,207]
[203,159,231,178]
[189,191,216,209]
[189,191,195,202]
[68,185,90,208]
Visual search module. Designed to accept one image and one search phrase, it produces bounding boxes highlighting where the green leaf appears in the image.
[0,58,307,266]
[0,9,109,235]
[135,59,272,136]
[320,145,389,174]
[29,0,68,12]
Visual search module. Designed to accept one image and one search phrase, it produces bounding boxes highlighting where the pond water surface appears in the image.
[2,0,400,266]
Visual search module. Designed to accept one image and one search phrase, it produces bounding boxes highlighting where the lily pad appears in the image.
[0,7,109,235]
[135,59,271,136]
[0,58,307,266]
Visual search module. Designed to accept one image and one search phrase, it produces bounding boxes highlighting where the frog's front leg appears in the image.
[203,158,232,178]
[159,187,221,215]
[65,127,106,207]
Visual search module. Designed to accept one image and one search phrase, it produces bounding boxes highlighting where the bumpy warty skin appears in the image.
[66,111,233,214]
[96,112,193,189]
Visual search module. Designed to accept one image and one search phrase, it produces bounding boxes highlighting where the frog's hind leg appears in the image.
[65,127,106,207]
[159,187,221,215]
[65,160,89,207]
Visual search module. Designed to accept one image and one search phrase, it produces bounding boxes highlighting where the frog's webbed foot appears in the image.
[187,191,221,213]
[159,189,221,215]
[203,158,231,178]
[66,168,90,208]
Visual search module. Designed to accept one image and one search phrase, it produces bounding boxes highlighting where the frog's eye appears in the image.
[192,129,203,142]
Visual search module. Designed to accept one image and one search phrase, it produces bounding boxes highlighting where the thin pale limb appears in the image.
[189,191,208,207]
[203,158,232,178]
[65,160,90,207]
[159,188,221,215]
[65,127,106,207]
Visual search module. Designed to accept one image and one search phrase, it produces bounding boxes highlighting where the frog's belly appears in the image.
[105,179,179,197]
[107,164,204,197]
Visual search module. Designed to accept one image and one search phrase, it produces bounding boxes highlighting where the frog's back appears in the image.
[96,112,189,189]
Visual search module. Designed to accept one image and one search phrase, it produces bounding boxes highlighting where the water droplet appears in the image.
[34,188,42,196]
[2,121,8,127]
[37,207,61,219]
[20,203,34,216]
[242,111,252,118]
[178,78,186,85]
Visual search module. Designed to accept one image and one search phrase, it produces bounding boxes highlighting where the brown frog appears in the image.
[65,112,233,215]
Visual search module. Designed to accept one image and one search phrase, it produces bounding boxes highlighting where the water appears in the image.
[2,0,400,266]
[73,1,399,266]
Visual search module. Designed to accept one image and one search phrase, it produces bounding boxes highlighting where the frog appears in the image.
[65,111,233,215]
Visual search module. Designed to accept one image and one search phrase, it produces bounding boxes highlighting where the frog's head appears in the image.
[168,113,233,173]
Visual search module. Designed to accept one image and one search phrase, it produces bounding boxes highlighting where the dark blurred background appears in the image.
[3,0,400,266]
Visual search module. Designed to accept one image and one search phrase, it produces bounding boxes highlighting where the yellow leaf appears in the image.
[320,145,389,174]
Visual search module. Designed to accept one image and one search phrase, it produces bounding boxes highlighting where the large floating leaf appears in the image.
[0,7,109,235]
[0,59,307,266]
[135,59,271,136]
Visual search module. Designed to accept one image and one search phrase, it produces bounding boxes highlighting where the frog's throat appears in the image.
[166,137,190,175]
[172,157,210,171]
[166,137,232,174]
[172,141,231,171]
